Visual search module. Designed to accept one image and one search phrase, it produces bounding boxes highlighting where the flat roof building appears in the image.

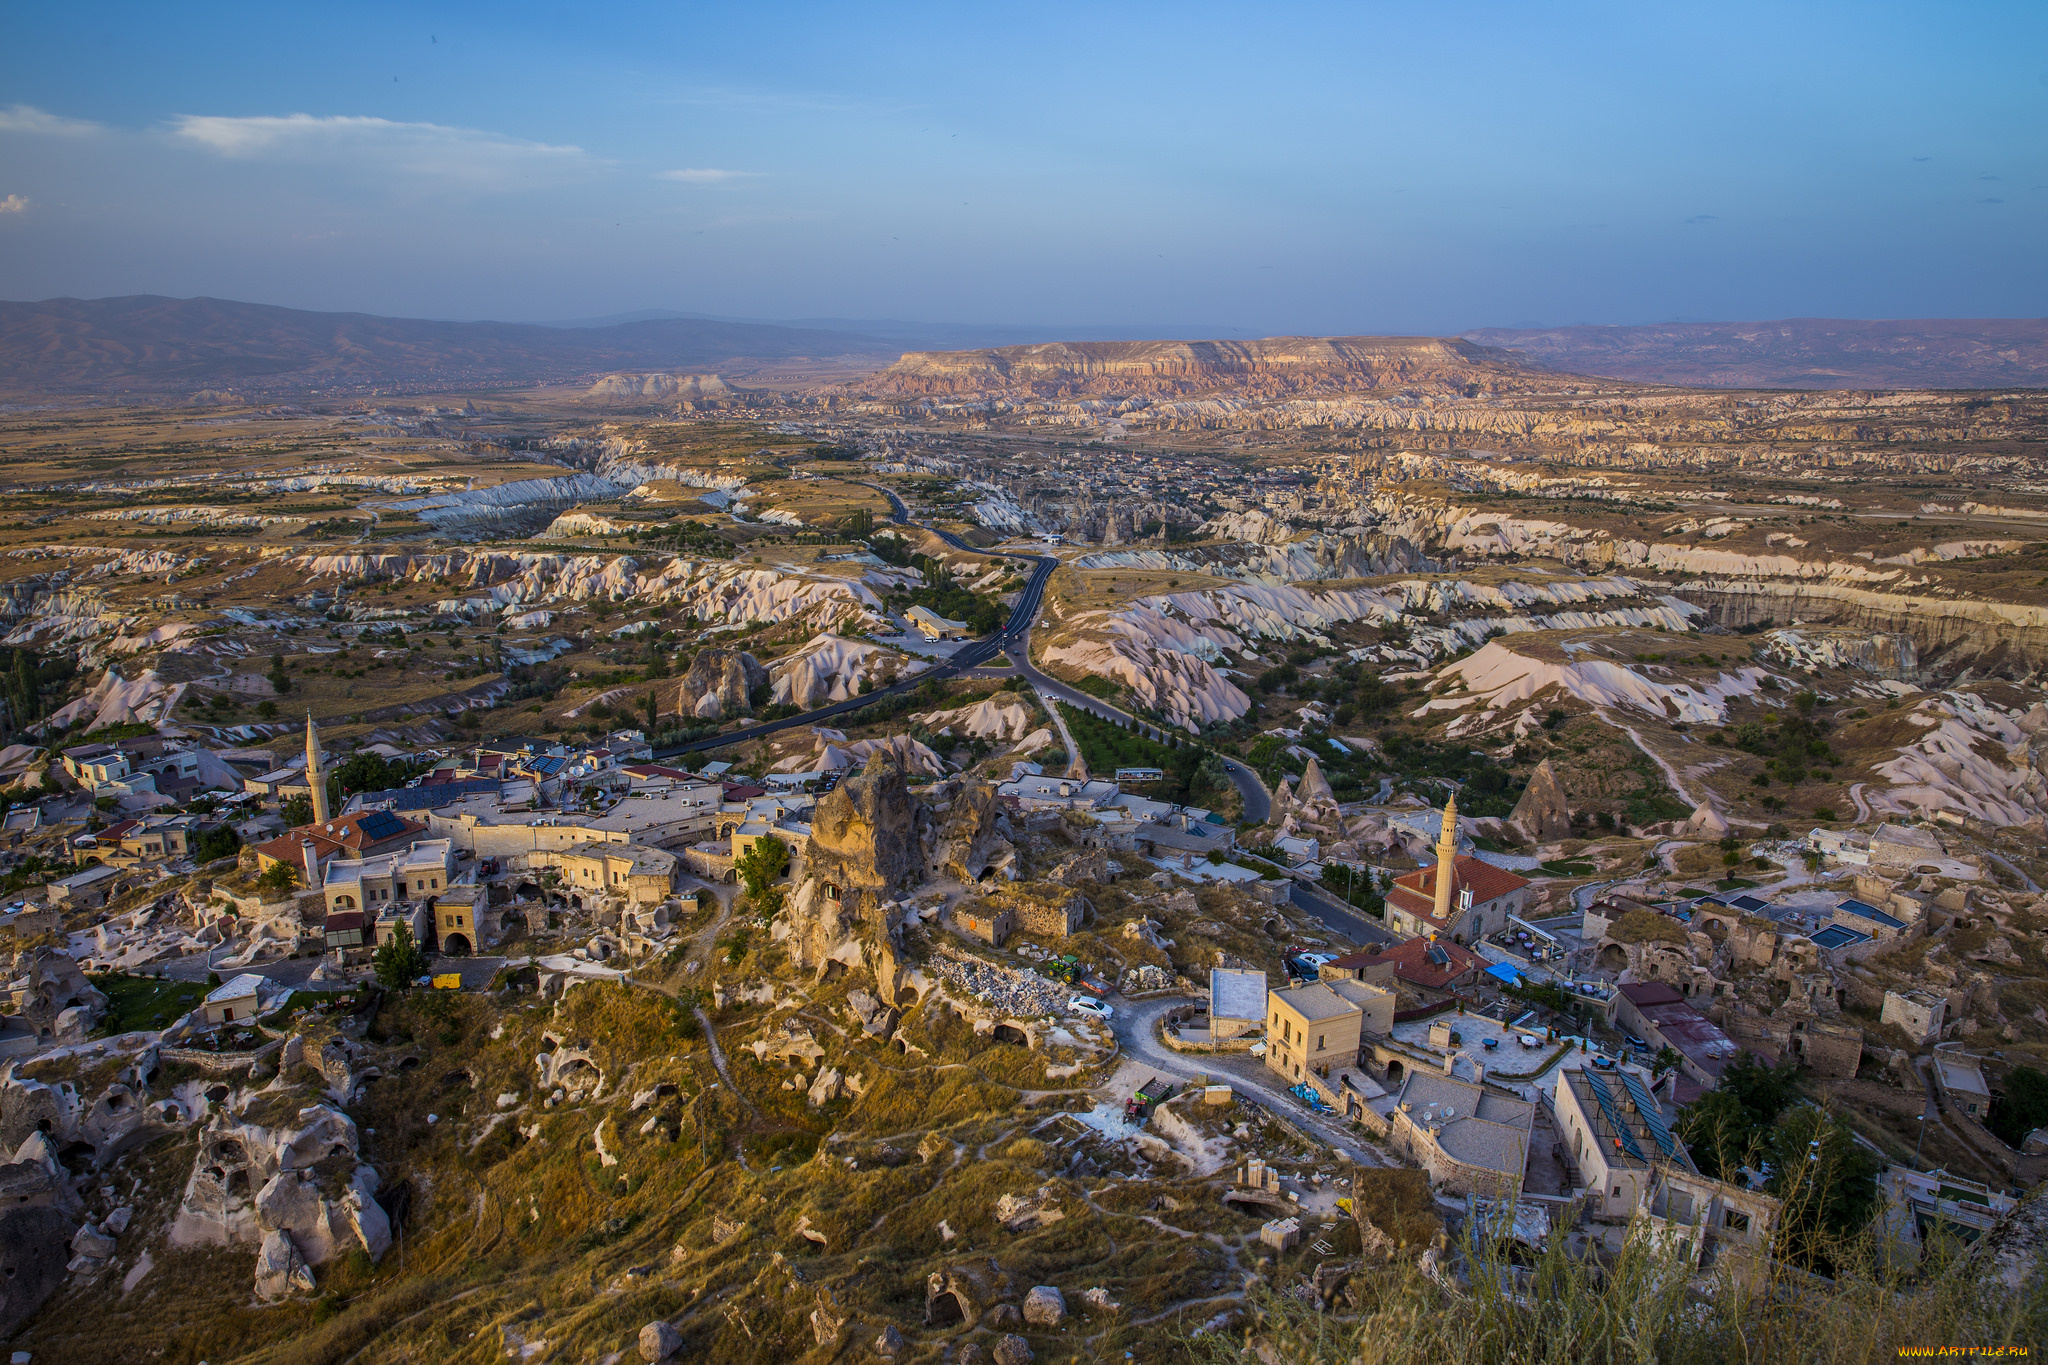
[1555,1066,1692,1221]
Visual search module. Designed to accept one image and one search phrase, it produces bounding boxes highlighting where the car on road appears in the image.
[1069,997,1114,1020]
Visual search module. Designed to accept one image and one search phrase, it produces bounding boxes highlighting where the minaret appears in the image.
[1431,792,1459,924]
[306,711,330,827]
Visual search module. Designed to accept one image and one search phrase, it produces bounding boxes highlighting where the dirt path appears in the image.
[1849,781,1873,822]
[1602,712,1700,808]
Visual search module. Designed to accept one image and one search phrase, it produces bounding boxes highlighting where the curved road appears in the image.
[1112,996,1379,1161]
[659,483,1270,829]
[650,489,1056,760]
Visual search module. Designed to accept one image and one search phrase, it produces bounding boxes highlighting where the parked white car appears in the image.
[1069,997,1114,1020]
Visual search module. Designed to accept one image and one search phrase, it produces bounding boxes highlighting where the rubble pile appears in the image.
[929,949,1069,1017]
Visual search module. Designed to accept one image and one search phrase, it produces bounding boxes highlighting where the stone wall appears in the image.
[953,905,1017,948]
[1386,1107,1526,1199]
[1012,892,1088,939]
[159,1038,285,1074]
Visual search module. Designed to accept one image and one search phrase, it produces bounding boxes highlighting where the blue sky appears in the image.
[1,1,2043,332]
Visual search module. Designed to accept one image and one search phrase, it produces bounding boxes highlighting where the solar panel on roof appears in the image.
[1732,895,1768,913]
[1426,945,1449,966]
[1583,1071,1645,1162]
[1620,1070,1679,1160]
[356,810,405,840]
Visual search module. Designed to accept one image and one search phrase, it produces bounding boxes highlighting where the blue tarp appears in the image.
[1485,961,1525,986]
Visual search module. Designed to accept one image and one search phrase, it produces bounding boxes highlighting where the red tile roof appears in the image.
[1331,936,1484,991]
[1387,855,1532,926]
[254,810,426,872]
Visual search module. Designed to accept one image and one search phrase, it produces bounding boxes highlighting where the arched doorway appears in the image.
[443,933,472,955]
[1597,943,1628,972]
[1385,1059,1405,1086]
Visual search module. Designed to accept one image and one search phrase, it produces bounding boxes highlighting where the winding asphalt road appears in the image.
[656,485,1272,830]
[650,490,1055,760]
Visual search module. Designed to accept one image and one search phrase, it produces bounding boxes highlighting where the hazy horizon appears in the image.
[2,2,2044,334]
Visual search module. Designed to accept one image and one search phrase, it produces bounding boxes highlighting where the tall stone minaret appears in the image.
[1431,792,1459,925]
[306,711,330,827]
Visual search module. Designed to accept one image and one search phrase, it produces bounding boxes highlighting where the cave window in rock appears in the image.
[1597,944,1628,972]
[515,881,540,901]
[928,1291,967,1327]
[820,960,847,983]
[824,883,841,902]
[991,1023,1029,1047]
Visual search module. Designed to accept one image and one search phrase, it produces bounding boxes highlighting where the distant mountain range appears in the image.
[2,295,2043,396]
[861,336,1545,399]
[1463,318,2048,389]
[0,295,903,395]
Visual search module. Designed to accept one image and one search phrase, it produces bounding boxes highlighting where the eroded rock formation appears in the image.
[675,649,768,721]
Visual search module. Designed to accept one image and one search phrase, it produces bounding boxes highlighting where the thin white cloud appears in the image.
[656,168,760,184]
[0,195,27,216]
[0,105,102,137]
[164,113,601,190]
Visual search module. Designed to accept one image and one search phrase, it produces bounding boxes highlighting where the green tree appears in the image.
[1676,1053,1800,1180]
[1766,1103,1883,1269]
[372,921,429,991]
[1987,1065,2048,1147]
[281,793,313,827]
[193,826,241,864]
[735,836,790,898]
[255,861,299,899]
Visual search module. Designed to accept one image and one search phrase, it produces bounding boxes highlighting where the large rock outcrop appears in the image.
[675,649,768,721]
[0,1206,77,1335]
[775,753,936,987]
[928,781,1018,884]
[171,1102,389,1298]
[17,949,108,1045]
[806,752,928,896]
[1508,760,1572,842]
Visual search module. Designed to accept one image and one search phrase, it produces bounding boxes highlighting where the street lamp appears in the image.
[1913,1109,1930,1169]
